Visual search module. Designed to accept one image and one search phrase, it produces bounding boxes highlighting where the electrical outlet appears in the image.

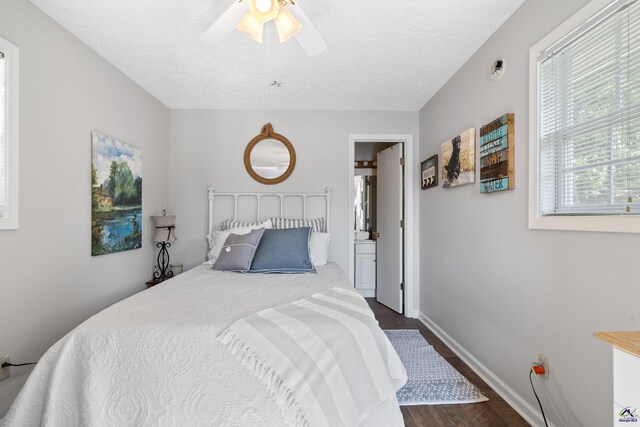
[0,356,9,382]
[537,353,549,379]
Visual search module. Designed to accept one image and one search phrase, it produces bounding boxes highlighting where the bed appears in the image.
[1,188,407,427]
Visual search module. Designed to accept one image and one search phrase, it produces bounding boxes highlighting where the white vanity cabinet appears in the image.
[355,241,376,298]
[594,331,640,426]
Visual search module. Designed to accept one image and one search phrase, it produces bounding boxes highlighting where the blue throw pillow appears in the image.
[249,227,316,274]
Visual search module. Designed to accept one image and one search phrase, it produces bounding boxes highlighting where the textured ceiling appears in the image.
[29,0,525,110]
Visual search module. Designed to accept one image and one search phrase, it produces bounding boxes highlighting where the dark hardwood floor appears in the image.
[367,299,530,427]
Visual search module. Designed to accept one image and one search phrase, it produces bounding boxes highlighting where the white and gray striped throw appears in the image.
[218,287,407,427]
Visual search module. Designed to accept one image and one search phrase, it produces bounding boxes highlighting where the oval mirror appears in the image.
[244,124,296,185]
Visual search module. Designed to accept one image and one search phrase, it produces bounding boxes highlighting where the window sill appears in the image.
[528,214,640,234]
[0,215,18,231]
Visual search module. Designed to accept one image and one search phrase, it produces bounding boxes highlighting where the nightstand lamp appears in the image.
[152,210,176,282]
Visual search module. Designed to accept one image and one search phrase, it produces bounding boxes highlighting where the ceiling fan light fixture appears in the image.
[275,7,302,43]
[236,12,264,43]
[201,0,326,55]
[247,0,280,23]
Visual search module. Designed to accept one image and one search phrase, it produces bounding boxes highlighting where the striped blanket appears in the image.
[218,287,407,427]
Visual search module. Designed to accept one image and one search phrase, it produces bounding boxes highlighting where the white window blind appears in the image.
[538,0,640,216]
[0,51,6,218]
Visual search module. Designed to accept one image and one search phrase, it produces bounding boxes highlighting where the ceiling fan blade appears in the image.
[201,0,247,43]
[288,3,327,55]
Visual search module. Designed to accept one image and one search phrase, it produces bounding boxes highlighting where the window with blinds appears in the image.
[0,51,5,218]
[538,0,639,216]
[0,34,18,231]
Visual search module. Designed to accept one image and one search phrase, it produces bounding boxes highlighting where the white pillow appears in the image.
[309,232,330,266]
[205,220,272,264]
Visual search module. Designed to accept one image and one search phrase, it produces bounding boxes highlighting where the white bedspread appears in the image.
[1,264,405,427]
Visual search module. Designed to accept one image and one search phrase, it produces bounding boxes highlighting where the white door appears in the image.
[376,144,403,313]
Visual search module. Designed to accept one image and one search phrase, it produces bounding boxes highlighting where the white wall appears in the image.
[419,0,639,426]
[168,109,418,286]
[0,0,169,416]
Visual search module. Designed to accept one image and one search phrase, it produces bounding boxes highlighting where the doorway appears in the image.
[348,134,416,317]
[353,142,397,304]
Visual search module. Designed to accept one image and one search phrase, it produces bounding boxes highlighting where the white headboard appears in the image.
[207,186,332,236]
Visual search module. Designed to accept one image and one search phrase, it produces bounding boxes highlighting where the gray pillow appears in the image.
[213,228,266,272]
[248,227,315,274]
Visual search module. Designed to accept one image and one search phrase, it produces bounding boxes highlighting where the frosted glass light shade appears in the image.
[276,7,301,43]
[152,215,177,242]
[247,0,280,23]
[254,0,271,13]
[236,12,264,43]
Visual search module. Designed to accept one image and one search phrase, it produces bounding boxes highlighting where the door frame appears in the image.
[348,134,417,318]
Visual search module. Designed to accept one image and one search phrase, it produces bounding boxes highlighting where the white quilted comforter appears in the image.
[2,264,405,427]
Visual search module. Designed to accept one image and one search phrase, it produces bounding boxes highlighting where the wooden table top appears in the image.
[594,331,640,357]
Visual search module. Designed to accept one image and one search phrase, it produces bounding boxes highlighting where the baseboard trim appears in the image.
[405,309,419,319]
[418,312,556,427]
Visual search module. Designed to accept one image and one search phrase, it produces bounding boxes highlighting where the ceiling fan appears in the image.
[201,0,327,55]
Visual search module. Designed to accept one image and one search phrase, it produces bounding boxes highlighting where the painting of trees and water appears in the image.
[91,131,142,256]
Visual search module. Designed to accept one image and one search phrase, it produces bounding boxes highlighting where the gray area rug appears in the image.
[384,329,488,406]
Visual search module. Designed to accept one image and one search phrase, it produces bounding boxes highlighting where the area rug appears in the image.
[384,329,488,406]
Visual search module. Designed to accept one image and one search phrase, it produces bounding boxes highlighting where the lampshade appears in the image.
[236,12,264,43]
[152,215,177,242]
[247,0,280,23]
[275,7,301,43]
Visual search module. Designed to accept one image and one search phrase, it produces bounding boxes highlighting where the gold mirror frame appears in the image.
[244,123,296,185]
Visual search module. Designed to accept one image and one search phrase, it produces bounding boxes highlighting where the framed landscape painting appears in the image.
[441,128,476,188]
[91,131,142,256]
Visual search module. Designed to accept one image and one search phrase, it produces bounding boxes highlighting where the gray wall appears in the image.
[168,109,418,284]
[419,0,639,426]
[0,0,170,415]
